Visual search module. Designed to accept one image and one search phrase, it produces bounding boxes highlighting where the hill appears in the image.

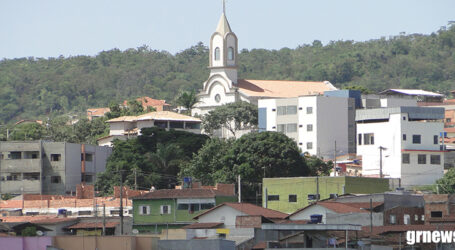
[1,25,454,124]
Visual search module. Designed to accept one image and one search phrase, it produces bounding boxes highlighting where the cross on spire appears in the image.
[222,0,226,15]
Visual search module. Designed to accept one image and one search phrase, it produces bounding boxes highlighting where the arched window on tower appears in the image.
[228,47,234,60]
[214,47,220,61]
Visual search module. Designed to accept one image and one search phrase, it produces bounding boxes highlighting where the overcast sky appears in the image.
[1,0,454,59]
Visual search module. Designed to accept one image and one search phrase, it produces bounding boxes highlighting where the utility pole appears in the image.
[103,203,106,236]
[238,175,241,203]
[379,146,386,178]
[333,141,337,176]
[369,198,373,234]
[134,168,137,190]
[119,170,124,235]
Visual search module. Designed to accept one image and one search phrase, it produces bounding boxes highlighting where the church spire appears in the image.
[223,0,226,15]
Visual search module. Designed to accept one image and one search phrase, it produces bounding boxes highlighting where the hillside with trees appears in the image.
[1,25,455,124]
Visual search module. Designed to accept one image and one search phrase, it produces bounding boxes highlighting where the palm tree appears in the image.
[176,90,199,115]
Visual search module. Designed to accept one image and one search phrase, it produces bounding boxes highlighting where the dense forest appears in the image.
[1,25,455,124]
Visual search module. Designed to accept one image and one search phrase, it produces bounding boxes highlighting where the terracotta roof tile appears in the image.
[288,201,383,217]
[0,216,76,224]
[66,222,118,229]
[193,202,288,220]
[182,222,223,229]
[134,189,220,200]
[237,79,336,98]
[87,108,111,117]
[123,97,170,109]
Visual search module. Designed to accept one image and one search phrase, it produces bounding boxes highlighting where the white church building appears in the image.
[192,10,337,129]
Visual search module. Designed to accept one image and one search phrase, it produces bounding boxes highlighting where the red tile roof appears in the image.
[134,188,232,200]
[0,216,77,224]
[237,79,336,98]
[123,97,170,110]
[182,222,223,229]
[288,201,383,218]
[193,202,288,220]
[0,197,131,209]
[66,222,118,229]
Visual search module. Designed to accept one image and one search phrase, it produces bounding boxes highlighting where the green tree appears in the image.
[175,90,199,115]
[202,101,258,137]
[305,155,333,176]
[436,168,455,194]
[21,226,37,236]
[9,123,45,141]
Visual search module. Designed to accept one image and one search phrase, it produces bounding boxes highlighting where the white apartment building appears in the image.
[258,95,355,159]
[356,106,445,186]
[98,111,201,146]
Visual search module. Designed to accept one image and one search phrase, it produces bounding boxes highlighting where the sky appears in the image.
[1,0,455,59]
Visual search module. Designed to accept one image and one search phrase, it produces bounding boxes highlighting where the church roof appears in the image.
[215,13,232,35]
[236,79,337,98]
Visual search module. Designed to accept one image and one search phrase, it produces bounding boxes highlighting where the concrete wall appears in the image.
[197,205,245,227]
[53,235,158,250]
[0,237,53,250]
[158,239,235,250]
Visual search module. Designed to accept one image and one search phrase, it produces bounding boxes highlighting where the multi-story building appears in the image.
[97,111,202,146]
[258,92,356,159]
[132,183,236,233]
[0,141,112,195]
[262,176,390,214]
[356,106,445,186]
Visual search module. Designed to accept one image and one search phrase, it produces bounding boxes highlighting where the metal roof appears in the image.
[356,106,444,121]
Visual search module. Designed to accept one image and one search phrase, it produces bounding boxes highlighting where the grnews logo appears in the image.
[407,231,455,245]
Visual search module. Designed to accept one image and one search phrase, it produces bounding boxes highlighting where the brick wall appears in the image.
[384,206,424,225]
[76,184,94,199]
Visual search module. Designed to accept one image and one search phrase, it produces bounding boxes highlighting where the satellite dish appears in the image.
[36,230,43,236]
[132,229,139,235]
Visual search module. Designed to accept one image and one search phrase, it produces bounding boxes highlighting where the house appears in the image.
[356,106,445,186]
[132,183,236,233]
[192,11,337,138]
[86,97,171,120]
[262,176,390,214]
[0,216,77,236]
[258,91,357,159]
[97,111,201,147]
[0,141,112,195]
[379,89,444,103]
[122,96,171,112]
[423,194,455,225]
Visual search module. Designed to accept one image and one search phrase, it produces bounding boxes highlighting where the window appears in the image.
[307,142,313,150]
[418,154,426,164]
[390,214,396,224]
[447,118,452,123]
[214,47,220,60]
[307,124,313,132]
[177,204,189,210]
[277,124,286,133]
[50,154,61,161]
[421,215,425,221]
[286,106,297,115]
[430,155,441,165]
[78,211,91,216]
[434,135,438,144]
[403,116,406,120]
[414,214,418,221]
[288,195,297,202]
[267,195,279,201]
[201,203,215,210]
[85,153,93,162]
[363,133,374,145]
[9,151,21,160]
[277,106,297,116]
[214,94,221,103]
[23,173,40,181]
[160,205,171,214]
[412,135,421,144]
[431,211,442,218]
[402,153,410,164]
[190,204,200,213]
[404,214,410,225]
[51,176,61,183]
[402,134,406,141]
[170,121,184,129]
[228,47,234,60]
[155,121,167,129]
[286,124,297,133]
[139,205,150,215]
[358,134,362,145]
[306,107,313,114]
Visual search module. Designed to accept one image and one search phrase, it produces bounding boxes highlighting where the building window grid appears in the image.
[430,155,441,165]
[402,153,410,164]
[307,124,313,132]
[418,154,426,164]
[412,135,421,144]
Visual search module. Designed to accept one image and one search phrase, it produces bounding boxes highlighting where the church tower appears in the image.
[209,7,238,85]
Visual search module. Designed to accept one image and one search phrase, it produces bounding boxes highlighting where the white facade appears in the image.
[356,107,445,186]
[197,205,246,228]
[258,95,355,159]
